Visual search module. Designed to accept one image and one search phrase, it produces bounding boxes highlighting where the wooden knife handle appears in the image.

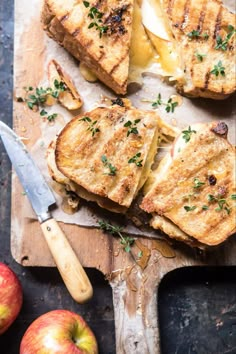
[41,218,93,303]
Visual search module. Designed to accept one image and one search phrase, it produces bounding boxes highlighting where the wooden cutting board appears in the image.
[11,0,236,353]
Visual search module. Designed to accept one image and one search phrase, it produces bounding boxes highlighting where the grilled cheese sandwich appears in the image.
[140,121,236,246]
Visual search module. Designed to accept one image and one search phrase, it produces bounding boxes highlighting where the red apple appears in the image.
[0,262,23,334]
[20,309,98,354]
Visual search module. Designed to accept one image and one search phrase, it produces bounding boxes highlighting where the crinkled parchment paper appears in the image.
[14,0,236,238]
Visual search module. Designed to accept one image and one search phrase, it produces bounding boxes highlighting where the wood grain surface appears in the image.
[12,0,236,352]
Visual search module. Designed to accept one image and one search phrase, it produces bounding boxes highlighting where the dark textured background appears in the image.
[0,1,236,353]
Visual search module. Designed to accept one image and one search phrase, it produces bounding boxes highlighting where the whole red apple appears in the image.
[20,309,98,354]
[0,262,23,335]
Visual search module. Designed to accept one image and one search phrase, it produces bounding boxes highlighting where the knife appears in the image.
[0,121,93,303]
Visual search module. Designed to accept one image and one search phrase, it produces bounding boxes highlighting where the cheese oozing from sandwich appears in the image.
[129,0,183,82]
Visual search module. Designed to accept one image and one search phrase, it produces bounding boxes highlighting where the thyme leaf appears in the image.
[195,52,206,62]
[152,93,178,113]
[98,220,135,252]
[79,116,100,136]
[152,93,162,108]
[187,30,209,40]
[182,126,197,143]
[101,155,117,176]
[128,152,143,167]
[187,30,200,39]
[215,25,236,51]
[184,205,197,212]
[210,61,226,77]
[193,178,205,189]
[40,109,57,122]
[124,119,140,137]
[47,113,58,122]
[83,1,108,38]
[165,98,178,113]
[207,194,231,214]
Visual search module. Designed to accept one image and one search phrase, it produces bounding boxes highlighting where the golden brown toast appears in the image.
[54,105,162,209]
[140,121,236,245]
[42,0,134,95]
[162,0,236,99]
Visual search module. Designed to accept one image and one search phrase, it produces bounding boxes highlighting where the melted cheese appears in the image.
[79,62,97,82]
[129,0,157,81]
[137,124,160,192]
[129,0,183,81]
[145,29,181,77]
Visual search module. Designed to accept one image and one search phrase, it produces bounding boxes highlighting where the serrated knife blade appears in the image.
[0,121,92,303]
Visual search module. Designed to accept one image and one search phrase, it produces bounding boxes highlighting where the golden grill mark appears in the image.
[197,1,208,33]
[109,50,128,75]
[213,6,222,41]
[204,71,210,89]
[181,0,191,30]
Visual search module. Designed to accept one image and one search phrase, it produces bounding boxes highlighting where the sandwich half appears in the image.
[47,103,178,213]
[41,0,133,95]
[161,0,236,99]
[140,121,236,246]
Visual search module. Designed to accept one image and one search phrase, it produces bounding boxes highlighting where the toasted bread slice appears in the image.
[140,121,236,246]
[55,105,163,209]
[42,0,133,94]
[47,137,127,213]
[150,214,205,248]
[162,0,236,99]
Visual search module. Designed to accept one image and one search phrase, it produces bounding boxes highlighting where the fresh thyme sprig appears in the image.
[83,1,108,38]
[101,155,117,176]
[207,194,231,214]
[182,126,197,143]
[187,30,209,40]
[40,109,57,122]
[215,25,236,51]
[152,93,162,108]
[152,94,178,113]
[98,220,135,252]
[210,61,225,77]
[166,98,178,113]
[128,152,143,167]
[124,119,141,137]
[79,116,100,136]
[17,80,66,122]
